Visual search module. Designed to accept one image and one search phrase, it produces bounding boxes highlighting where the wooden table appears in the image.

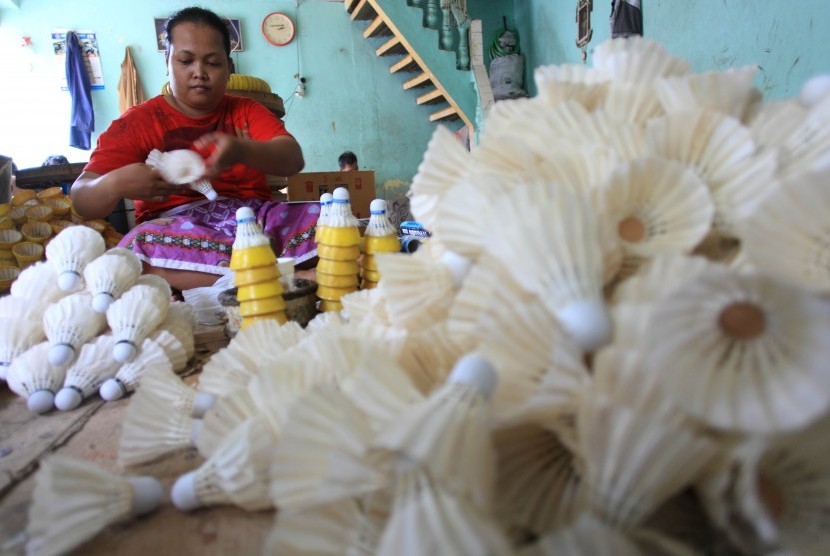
[0,325,275,555]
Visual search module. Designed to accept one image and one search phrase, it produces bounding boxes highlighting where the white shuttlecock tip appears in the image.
[54,387,83,411]
[448,354,498,400]
[191,393,216,419]
[27,390,55,414]
[100,378,127,401]
[92,292,115,314]
[556,299,613,353]
[171,472,202,512]
[236,206,256,223]
[369,198,387,213]
[113,341,137,363]
[190,419,203,447]
[333,187,350,202]
[204,189,218,201]
[48,344,75,367]
[129,476,164,516]
[440,250,473,287]
[800,74,830,107]
[320,192,333,203]
[57,271,82,292]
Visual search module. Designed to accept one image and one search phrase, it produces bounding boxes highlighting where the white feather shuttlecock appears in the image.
[747,99,808,152]
[83,250,142,313]
[375,246,473,331]
[376,469,514,556]
[576,393,720,529]
[6,342,65,414]
[642,266,830,433]
[146,328,190,373]
[172,416,277,511]
[408,125,473,232]
[373,353,498,513]
[592,156,714,274]
[0,316,44,380]
[55,334,120,411]
[134,273,173,299]
[264,499,386,556]
[603,82,666,126]
[484,182,612,353]
[365,199,398,237]
[799,74,830,108]
[26,455,162,556]
[326,187,360,228]
[117,365,199,467]
[592,36,691,84]
[106,284,169,363]
[741,169,830,293]
[196,347,258,398]
[149,149,217,199]
[232,206,269,250]
[191,179,218,201]
[270,384,386,513]
[317,192,334,229]
[42,291,107,368]
[654,66,760,121]
[493,423,586,538]
[698,417,830,554]
[533,64,609,111]
[0,293,48,322]
[10,261,66,304]
[194,388,260,458]
[45,225,106,291]
[101,337,173,401]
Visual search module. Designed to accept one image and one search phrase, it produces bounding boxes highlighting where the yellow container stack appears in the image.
[229,207,287,328]
[315,187,360,312]
[361,198,400,289]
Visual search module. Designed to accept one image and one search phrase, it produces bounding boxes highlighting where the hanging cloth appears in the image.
[610,0,643,39]
[117,46,146,114]
[65,31,95,150]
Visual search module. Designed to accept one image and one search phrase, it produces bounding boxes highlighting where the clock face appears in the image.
[262,12,295,47]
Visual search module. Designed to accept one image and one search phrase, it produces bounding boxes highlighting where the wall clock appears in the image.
[262,12,295,47]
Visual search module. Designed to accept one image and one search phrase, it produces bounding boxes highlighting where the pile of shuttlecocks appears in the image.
[24,36,830,556]
[0,224,195,415]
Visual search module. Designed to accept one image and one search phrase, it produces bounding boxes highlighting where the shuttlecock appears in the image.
[118,364,199,467]
[172,416,277,511]
[10,261,66,304]
[148,148,215,200]
[83,249,142,313]
[106,284,169,363]
[101,337,173,401]
[6,342,65,414]
[42,292,107,368]
[373,353,498,513]
[26,455,163,556]
[45,225,105,291]
[55,334,120,411]
[0,316,44,380]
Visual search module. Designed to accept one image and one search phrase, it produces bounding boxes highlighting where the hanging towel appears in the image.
[65,31,95,150]
[118,46,146,114]
[610,0,643,39]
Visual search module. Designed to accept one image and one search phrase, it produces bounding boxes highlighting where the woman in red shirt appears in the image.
[71,7,318,291]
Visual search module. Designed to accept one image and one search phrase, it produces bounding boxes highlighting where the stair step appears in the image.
[390,55,420,74]
[416,88,446,105]
[376,36,407,57]
[403,73,432,90]
[344,0,359,14]
[350,0,376,21]
[364,16,392,38]
[429,106,460,122]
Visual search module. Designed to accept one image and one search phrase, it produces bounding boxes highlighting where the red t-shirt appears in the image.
[85,95,293,222]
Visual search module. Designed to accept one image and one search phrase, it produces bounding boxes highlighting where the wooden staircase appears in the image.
[345,0,473,132]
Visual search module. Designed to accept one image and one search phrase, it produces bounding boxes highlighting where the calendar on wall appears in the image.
[52,30,105,90]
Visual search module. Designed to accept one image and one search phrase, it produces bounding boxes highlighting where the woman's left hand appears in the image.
[193,132,245,178]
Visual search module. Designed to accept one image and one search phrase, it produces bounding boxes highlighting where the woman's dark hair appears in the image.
[165,7,231,57]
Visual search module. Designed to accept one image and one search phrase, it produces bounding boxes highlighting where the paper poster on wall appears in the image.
[52,30,105,90]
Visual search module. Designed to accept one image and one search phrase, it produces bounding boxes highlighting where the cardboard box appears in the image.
[285,170,376,219]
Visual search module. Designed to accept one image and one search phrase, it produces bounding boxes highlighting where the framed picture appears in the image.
[154,17,243,52]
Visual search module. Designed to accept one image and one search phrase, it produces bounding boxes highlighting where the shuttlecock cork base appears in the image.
[361,198,401,289]
[315,187,361,311]
[230,207,287,328]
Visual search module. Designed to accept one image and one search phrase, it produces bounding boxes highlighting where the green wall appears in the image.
[0,0,442,195]
[514,0,830,100]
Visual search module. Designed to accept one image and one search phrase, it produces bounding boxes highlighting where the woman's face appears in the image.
[166,21,229,117]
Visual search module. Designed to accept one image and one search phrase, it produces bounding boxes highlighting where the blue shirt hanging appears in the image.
[65,31,95,150]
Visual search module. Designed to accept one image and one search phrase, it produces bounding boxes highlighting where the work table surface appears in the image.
[0,325,275,556]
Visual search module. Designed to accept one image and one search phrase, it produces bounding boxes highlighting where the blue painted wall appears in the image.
[0,0,446,197]
[514,0,830,100]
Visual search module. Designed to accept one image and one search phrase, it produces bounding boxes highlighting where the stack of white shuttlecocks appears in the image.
[23,36,830,556]
[1,224,196,415]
